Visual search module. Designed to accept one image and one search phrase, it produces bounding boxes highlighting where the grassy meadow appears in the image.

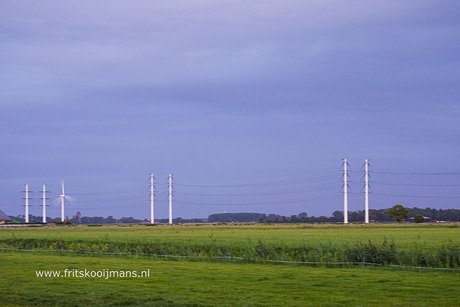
[0,223,459,305]
[0,224,459,268]
[0,223,458,246]
[0,252,459,306]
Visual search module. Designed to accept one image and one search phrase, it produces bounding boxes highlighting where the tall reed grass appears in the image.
[0,238,458,268]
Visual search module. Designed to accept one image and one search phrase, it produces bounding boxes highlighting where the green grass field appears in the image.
[1,253,459,306]
[0,224,459,306]
[1,223,458,247]
[1,224,459,268]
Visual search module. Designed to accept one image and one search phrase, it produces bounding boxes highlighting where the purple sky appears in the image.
[1,1,459,220]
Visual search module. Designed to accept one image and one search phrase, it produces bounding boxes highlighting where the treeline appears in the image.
[407,207,460,221]
[208,211,348,223]
[10,215,205,224]
[208,213,265,223]
[209,207,460,223]
[9,207,460,224]
[74,216,206,224]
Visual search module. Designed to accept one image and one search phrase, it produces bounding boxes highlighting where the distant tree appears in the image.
[332,211,343,218]
[290,215,299,223]
[431,208,439,220]
[349,210,365,222]
[298,212,308,219]
[267,214,281,223]
[81,216,105,224]
[119,217,139,223]
[369,209,392,222]
[332,211,343,222]
[105,216,116,223]
[414,215,425,223]
[445,209,459,221]
[388,205,410,222]
[208,213,264,223]
[258,214,267,223]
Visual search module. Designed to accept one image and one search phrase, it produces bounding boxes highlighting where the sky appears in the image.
[1,1,460,220]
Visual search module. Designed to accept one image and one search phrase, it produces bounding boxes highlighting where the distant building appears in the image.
[76,211,82,224]
[0,210,13,223]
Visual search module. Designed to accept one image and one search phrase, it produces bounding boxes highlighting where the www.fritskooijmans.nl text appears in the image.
[36,269,150,279]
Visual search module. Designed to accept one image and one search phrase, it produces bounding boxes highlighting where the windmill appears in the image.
[53,181,75,222]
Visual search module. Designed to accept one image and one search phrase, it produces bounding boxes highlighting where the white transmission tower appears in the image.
[343,159,349,224]
[364,159,370,224]
[169,174,173,224]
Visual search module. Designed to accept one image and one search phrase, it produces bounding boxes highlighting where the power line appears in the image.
[371,182,460,187]
[176,193,342,207]
[179,182,339,198]
[76,197,148,204]
[372,192,460,199]
[72,184,148,196]
[176,173,339,188]
[81,201,147,211]
[372,171,460,175]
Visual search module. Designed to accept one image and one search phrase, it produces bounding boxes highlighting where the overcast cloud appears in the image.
[1,1,459,220]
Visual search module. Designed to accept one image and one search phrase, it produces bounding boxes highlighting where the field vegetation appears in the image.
[0,224,459,268]
[0,224,459,305]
